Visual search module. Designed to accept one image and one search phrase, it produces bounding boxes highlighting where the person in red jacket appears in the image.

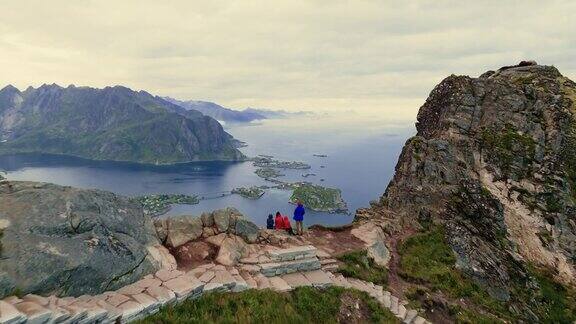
[274,212,283,230]
[282,215,295,235]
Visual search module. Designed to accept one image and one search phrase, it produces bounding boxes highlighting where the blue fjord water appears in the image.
[0,115,414,227]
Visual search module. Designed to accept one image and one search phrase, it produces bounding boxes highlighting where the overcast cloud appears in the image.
[1,0,575,117]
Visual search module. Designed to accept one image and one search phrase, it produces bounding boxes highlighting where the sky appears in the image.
[1,0,575,119]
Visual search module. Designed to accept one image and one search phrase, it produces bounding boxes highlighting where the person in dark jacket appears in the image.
[293,201,305,235]
[266,214,274,229]
[274,212,283,230]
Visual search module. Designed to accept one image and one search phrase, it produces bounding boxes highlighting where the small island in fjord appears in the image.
[290,183,347,213]
[232,186,265,199]
[135,194,199,216]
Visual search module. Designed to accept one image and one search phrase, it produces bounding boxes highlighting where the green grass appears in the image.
[336,250,388,286]
[137,287,398,324]
[528,267,576,323]
[479,125,536,179]
[398,227,510,321]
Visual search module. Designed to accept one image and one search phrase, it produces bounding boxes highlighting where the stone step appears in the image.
[253,274,271,290]
[231,275,249,292]
[268,276,292,292]
[145,286,176,306]
[390,295,399,315]
[0,300,26,324]
[203,282,227,294]
[281,272,312,288]
[211,270,237,290]
[397,304,407,320]
[301,270,333,288]
[239,272,258,290]
[162,275,204,301]
[13,302,52,324]
[404,309,418,323]
[267,245,317,262]
[260,258,321,277]
[381,292,391,308]
[413,316,426,324]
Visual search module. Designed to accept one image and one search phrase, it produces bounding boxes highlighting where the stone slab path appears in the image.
[0,245,431,324]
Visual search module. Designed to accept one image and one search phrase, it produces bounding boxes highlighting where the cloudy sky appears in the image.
[1,0,575,118]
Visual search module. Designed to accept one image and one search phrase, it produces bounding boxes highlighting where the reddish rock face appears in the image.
[170,242,218,270]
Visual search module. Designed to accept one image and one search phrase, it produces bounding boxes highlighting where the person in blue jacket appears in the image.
[293,200,305,235]
[266,214,274,229]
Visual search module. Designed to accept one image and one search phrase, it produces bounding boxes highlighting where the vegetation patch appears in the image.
[398,226,510,321]
[336,250,388,286]
[137,286,398,324]
[231,186,265,199]
[398,226,576,323]
[290,183,347,213]
[255,167,284,179]
[135,194,199,216]
[479,125,536,180]
[527,267,576,323]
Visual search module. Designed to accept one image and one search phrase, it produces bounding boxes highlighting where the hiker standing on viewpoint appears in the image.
[293,201,305,236]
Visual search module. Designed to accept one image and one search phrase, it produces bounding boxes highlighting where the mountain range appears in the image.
[163,97,311,123]
[0,84,245,164]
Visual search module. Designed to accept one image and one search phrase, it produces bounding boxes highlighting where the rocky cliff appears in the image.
[359,62,576,322]
[0,180,174,298]
[0,84,245,164]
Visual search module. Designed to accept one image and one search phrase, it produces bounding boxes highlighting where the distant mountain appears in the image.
[163,98,267,123]
[0,84,245,164]
[242,107,312,119]
[163,97,312,123]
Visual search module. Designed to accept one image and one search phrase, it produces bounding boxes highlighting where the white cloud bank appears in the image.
[0,0,574,118]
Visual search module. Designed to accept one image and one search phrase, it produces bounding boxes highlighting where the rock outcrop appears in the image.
[153,208,261,268]
[362,62,576,320]
[0,181,174,299]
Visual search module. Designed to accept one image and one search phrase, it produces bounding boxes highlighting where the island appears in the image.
[135,194,199,216]
[255,167,284,179]
[231,186,265,199]
[252,155,311,169]
[289,183,348,213]
[313,154,328,157]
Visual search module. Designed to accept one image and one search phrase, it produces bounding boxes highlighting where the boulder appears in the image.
[205,233,227,247]
[202,227,216,238]
[215,235,248,266]
[200,212,214,227]
[162,215,204,248]
[213,207,244,234]
[0,181,163,298]
[235,218,259,243]
[213,209,230,233]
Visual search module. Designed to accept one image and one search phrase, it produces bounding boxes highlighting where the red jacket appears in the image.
[282,216,292,229]
[274,215,283,229]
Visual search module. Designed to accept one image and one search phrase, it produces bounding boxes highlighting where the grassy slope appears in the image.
[337,250,388,286]
[137,287,399,324]
[398,226,576,323]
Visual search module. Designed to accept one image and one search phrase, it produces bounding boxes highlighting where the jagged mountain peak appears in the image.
[359,62,576,322]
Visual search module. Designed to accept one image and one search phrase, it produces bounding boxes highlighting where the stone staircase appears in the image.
[0,245,431,324]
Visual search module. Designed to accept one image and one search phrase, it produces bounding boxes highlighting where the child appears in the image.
[266,214,274,229]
